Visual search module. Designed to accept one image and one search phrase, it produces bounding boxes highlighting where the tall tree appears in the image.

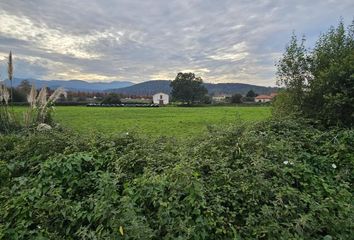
[306,20,354,126]
[276,34,312,111]
[246,90,257,98]
[170,72,208,105]
[17,80,32,94]
[274,20,354,127]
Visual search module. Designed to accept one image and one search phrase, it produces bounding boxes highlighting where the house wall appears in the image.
[212,96,226,102]
[256,98,271,103]
[212,95,231,103]
[153,93,169,105]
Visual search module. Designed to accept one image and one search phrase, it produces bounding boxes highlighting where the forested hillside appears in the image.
[109,80,277,95]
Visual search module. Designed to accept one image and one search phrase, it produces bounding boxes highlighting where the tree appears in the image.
[275,33,312,113]
[230,93,243,104]
[12,88,27,102]
[274,20,354,127]
[201,95,212,104]
[170,72,208,105]
[17,80,32,94]
[305,21,354,126]
[101,93,122,104]
[246,90,257,98]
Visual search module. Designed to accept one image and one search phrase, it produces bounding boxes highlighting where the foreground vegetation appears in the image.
[50,106,270,138]
[0,118,353,239]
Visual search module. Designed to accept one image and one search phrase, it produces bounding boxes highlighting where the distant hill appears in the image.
[1,78,277,95]
[2,78,133,92]
[109,80,277,96]
[109,80,172,96]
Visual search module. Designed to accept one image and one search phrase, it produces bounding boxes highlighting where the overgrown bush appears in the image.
[274,20,354,127]
[0,119,353,239]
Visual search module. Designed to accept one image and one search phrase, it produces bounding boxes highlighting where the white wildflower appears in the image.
[331,163,337,169]
[283,160,289,165]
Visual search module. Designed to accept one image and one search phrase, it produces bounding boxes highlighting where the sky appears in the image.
[0,0,353,86]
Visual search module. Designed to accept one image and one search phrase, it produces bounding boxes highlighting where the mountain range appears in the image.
[2,78,133,92]
[109,80,277,96]
[1,78,277,95]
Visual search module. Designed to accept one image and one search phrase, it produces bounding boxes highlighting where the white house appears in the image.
[153,92,169,105]
[255,95,272,103]
[212,94,232,103]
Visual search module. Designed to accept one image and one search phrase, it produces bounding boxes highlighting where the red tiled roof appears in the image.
[255,95,272,99]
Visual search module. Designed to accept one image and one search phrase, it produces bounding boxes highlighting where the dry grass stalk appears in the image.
[0,84,13,132]
[37,87,47,106]
[31,86,67,124]
[0,84,4,103]
[27,84,37,108]
[0,84,10,105]
[8,51,13,104]
[48,87,67,103]
[24,84,37,126]
[7,52,13,81]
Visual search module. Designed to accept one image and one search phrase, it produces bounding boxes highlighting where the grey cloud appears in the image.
[0,0,353,85]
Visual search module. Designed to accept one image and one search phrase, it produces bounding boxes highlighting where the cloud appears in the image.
[0,0,353,86]
[0,11,125,59]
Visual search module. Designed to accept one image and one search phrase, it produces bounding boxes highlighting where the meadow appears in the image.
[52,106,271,138]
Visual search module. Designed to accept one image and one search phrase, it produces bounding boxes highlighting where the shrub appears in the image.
[101,93,122,104]
[0,119,353,239]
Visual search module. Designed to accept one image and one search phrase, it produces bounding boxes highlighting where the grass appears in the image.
[13,105,271,138]
[50,106,271,138]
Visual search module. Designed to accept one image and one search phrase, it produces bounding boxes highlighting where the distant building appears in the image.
[255,94,273,103]
[153,92,169,105]
[212,94,232,103]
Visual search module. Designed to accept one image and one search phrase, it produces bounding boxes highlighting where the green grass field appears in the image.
[51,106,270,138]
